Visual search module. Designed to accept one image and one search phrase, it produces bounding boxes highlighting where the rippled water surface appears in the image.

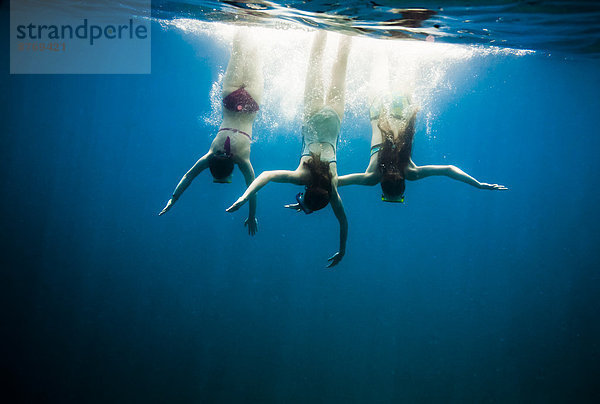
[150,0,600,55]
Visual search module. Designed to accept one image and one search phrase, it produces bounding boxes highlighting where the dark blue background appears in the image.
[3,13,600,404]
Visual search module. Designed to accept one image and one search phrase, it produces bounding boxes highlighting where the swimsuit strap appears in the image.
[218,127,252,140]
[370,143,382,157]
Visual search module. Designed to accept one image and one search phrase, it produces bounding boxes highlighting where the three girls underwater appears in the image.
[160,29,507,268]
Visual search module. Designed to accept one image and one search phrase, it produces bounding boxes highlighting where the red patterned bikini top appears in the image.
[223,86,260,113]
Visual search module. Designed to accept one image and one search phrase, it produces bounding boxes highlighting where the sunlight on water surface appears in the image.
[159,19,533,142]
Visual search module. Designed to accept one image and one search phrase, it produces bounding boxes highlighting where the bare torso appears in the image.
[210,84,262,164]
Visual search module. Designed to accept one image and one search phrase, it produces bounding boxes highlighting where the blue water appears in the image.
[3,2,600,403]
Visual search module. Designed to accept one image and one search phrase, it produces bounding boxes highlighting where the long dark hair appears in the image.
[377,112,417,197]
[209,135,234,181]
[302,153,332,211]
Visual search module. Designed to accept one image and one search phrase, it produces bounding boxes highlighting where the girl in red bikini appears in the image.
[159,28,263,236]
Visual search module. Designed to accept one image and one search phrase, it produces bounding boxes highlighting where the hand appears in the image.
[226,198,246,212]
[245,217,258,236]
[479,183,508,190]
[159,198,176,216]
[284,203,302,212]
[326,252,344,268]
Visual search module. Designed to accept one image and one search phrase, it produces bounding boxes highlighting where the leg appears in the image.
[222,28,263,102]
[303,30,327,119]
[238,29,263,104]
[368,47,390,105]
[326,34,352,119]
[368,49,390,149]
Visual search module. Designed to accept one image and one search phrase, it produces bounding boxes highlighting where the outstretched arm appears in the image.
[338,171,380,187]
[159,152,211,215]
[238,159,258,236]
[406,160,507,190]
[327,188,348,268]
[226,170,302,212]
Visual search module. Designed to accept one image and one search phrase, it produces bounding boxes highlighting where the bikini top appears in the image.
[370,95,411,121]
[223,87,260,113]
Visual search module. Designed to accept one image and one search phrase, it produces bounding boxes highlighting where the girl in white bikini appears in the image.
[227,31,351,267]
